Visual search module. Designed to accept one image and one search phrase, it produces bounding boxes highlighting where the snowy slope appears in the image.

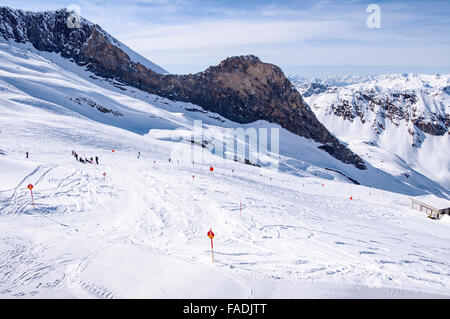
[98,27,169,75]
[0,40,450,298]
[290,74,450,191]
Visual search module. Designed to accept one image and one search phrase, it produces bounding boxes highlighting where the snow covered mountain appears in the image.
[0,7,169,74]
[0,7,366,170]
[290,74,450,191]
[0,7,449,299]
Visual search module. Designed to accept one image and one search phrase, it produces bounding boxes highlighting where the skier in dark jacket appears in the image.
[26,152,29,159]
[95,156,99,165]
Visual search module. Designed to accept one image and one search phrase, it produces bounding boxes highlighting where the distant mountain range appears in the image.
[290,74,450,189]
[1,6,448,194]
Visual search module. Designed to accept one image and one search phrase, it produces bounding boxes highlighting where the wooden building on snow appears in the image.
[410,195,450,219]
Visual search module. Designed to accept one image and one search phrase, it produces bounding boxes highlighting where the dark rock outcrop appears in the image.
[293,76,449,143]
[0,7,366,169]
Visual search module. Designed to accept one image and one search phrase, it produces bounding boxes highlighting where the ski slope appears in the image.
[0,39,450,298]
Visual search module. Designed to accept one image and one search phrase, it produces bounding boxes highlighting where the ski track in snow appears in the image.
[0,40,449,298]
[1,149,449,298]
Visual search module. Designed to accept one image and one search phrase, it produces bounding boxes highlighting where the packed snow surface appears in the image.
[0,40,449,298]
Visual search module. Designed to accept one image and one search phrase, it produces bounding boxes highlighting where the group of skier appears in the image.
[27,150,146,165]
[72,150,99,165]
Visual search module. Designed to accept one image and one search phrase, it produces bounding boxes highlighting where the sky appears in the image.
[2,0,450,77]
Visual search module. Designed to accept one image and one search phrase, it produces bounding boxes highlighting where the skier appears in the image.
[90,157,93,164]
[95,156,99,165]
[26,152,29,159]
[138,152,141,159]
[75,153,78,161]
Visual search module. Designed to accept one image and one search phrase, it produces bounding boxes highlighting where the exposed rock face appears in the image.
[0,8,94,61]
[0,7,366,169]
[292,75,450,147]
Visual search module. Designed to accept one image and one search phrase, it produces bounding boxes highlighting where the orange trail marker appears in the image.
[207,229,215,262]
[27,184,35,208]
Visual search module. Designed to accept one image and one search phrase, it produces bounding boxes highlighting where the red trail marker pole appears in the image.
[103,172,107,183]
[27,184,35,208]
[207,229,215,262]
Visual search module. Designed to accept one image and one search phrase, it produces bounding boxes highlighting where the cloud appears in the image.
[1,0,449,76]
[119,19,358,51]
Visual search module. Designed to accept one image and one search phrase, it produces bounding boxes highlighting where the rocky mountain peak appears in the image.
[214,55,261,69]
[0,7,366,170]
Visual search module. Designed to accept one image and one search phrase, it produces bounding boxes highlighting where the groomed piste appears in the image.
[0,39,449,299]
